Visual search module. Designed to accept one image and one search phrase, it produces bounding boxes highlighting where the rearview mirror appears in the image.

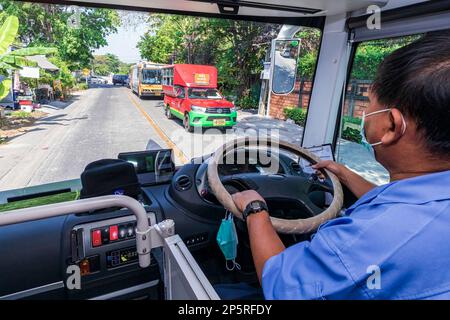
[271,39,300,95]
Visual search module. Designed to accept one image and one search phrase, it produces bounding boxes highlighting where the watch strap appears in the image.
[243,200,268,221]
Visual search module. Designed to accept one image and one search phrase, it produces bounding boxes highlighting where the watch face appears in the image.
[250,201,262,210]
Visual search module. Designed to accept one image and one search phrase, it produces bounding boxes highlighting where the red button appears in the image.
[92,229,102,247]
[109,225,119,241]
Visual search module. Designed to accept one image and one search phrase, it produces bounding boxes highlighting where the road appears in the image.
[0,85,169,191]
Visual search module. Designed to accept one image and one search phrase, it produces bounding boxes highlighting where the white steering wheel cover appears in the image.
[207,137,344,234]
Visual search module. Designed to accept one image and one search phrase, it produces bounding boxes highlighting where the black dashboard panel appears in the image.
[143,183,221,252]
[0,216,66,298]
[0,200,164,299]
[60,206,163,300]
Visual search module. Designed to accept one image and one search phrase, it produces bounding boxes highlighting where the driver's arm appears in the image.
[232,190,285,283]
[312,160,376,198]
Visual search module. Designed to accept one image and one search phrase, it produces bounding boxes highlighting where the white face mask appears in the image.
[360,108,407,156]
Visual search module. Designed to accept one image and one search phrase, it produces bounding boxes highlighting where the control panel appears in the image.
[91,221,137,248]
[106,247,139,268]
[71,213,157,275]
[184,232,208,246]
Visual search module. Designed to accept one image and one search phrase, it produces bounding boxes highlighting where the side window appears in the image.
[336,36,421,185]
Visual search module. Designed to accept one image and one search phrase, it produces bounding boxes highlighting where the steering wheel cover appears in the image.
[207,137,344,234]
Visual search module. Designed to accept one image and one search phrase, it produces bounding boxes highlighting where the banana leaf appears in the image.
[0,55,38,68]
[0,60,17,70]
[0,79,12,101]
[0,16,19,56]
[10,47,57,56]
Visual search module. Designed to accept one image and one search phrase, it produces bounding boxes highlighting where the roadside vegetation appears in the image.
[93,53,132,76]
[284,107,307,126]
[0,191,79,212]
[0,1,123,96]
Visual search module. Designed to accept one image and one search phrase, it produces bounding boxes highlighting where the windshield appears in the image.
[0,1,320,203]
[188,88,222,99]
[142,69,161,84]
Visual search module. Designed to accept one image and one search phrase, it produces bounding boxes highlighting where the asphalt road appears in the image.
[0,85,167,191]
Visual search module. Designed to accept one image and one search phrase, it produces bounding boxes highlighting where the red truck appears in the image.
[161,64,237,132]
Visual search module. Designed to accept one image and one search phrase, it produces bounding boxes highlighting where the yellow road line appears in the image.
[126,91,188,164]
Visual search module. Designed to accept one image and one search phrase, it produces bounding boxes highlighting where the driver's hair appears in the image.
[371,30,450,157]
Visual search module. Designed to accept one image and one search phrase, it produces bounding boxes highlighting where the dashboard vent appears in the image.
[175,175,192,191]
[291,162,302,172]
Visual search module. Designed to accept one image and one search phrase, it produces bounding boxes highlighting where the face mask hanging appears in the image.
[216,211,241,271]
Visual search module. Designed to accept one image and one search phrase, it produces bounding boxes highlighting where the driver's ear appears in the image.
[381,108,406,146]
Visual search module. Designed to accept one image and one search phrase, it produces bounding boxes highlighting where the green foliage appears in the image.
[351,36,421,80]
[93,53,129,76]
[284,107,307,126]
[0,2,120,69]
[0,191,78,213]
[74,82,88,90]
[343,116,362,126]
[295,29,321,80]
[37,55,76,89]
[0,15,18,55]
[138,14,280,99]
[0,15,59,98]
[11,110,31,119]
[297,51,317,79]
[236,92,258,110]
[0,16,47,71]
[342,127,361,143]
[9,46,57,56]
[0,78,11,100]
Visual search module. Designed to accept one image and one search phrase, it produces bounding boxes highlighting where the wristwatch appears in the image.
[242,200,269,221]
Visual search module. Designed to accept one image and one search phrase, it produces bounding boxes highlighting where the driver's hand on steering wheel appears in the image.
[232,190,267,213]
[312,160,347,181]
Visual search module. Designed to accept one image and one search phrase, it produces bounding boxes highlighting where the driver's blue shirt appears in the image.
[262,170,450,300]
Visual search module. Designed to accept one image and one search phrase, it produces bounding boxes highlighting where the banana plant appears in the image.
[0,16,57,100]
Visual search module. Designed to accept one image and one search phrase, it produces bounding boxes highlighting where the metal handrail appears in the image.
[0,195,152,267]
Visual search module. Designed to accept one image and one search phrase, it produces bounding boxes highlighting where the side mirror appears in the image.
[271,39,300,95]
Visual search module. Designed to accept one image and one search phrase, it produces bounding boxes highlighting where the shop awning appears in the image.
[25,55,59,71]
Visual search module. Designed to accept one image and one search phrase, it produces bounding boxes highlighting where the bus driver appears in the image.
[232,30,450,300]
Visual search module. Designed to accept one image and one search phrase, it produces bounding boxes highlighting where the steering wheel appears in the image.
[207,137,343,234]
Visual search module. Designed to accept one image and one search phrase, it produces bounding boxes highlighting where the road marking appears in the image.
[126,91,188,164]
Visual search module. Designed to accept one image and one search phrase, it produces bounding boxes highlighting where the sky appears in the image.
[93,23,148,64]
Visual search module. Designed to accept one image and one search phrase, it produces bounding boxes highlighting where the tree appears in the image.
[0,1,120,69]
[137,14,280,99]
[351,36,420,80]
[92,53,130,75]
[0,15,57,100]
[295,28,321,79]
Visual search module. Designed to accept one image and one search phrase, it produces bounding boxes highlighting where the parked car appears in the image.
[113,74,128,86]
[88,76,107,85]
